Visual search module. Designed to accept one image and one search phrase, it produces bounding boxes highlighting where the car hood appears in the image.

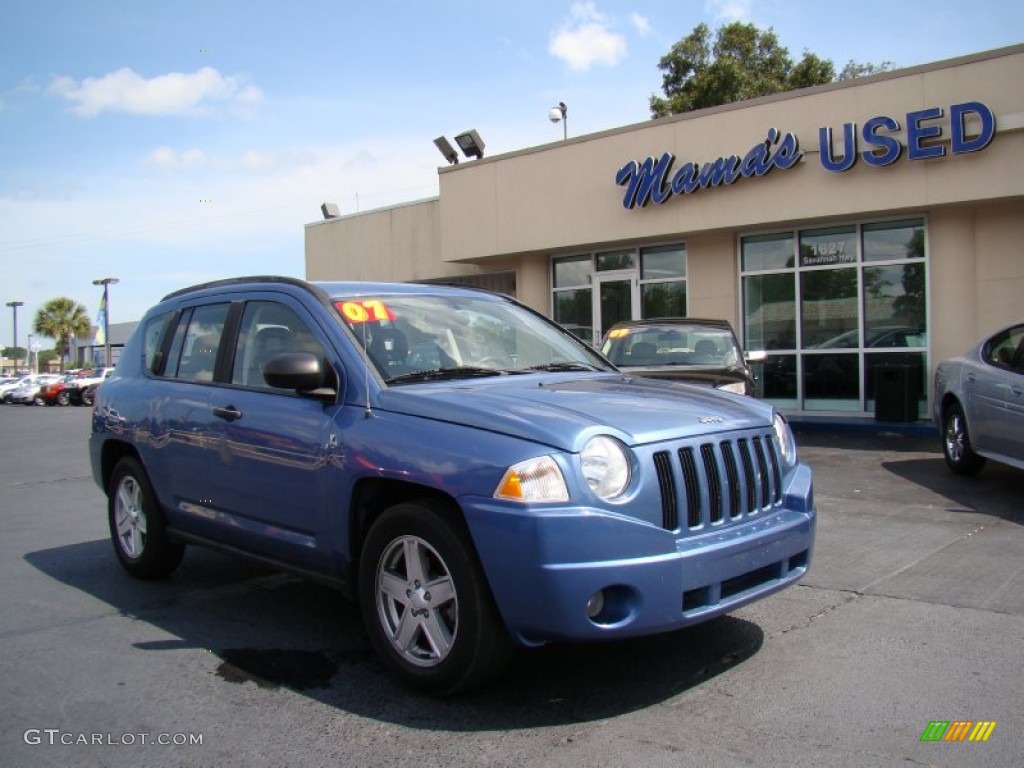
[374,373,773,452]
[616,364,752,387]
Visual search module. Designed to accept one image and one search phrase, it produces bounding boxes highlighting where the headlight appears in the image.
[494,456,569,502]
[772,412,798,468]
[580,436,631,500]
[717,381,747,395]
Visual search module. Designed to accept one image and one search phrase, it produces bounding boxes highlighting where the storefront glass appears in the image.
[553,244,687,345]
[742,218,927,416]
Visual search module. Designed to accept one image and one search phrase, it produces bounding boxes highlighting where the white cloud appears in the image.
[706,0,752,22]
[549,2,627,72]
[47,67,263,118]
[146,146,208,169]
[630,13,652,36]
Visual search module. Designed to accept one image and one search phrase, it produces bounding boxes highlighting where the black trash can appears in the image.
[874,363,920,422]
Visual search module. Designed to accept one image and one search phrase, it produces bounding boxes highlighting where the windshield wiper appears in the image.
[385,366,524,384]
[525,362,602,372]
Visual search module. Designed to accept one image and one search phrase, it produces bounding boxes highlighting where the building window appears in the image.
[741,218,927,415]
[552,244,687,343]
[640,244,687,318]
[552,255,593,342]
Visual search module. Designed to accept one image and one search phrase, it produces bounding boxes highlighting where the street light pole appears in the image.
[27,333,34,374]
[6,300,24,374]
[92,278,119,367]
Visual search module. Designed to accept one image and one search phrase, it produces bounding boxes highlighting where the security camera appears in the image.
[548,108,563,123]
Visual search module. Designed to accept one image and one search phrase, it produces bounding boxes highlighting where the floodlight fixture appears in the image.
[321,202,340,219]
[433,136,460,165]
[454,129,485,160]
[549,101,568,140]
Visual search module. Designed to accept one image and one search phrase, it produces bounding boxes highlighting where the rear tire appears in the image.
[942,402,985,475]
[358,500,514,695]
[80,387,95,407]
[56,390,70,406]
[108,456,185,579]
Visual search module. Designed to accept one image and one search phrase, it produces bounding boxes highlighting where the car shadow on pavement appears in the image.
[795,429,1023,525]
[25,538,764,730]
[880,456,1023,525]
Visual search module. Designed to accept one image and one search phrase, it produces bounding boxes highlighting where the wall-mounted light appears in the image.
[454,129,485,160]
[548,101,568,140]
[321,202,340,220]
[433,136,460,165]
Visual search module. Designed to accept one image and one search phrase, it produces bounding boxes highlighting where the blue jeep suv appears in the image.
[90,276,816,694]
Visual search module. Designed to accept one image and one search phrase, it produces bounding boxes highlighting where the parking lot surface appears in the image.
[1,405,1021,767]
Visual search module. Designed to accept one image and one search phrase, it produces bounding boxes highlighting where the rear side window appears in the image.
[142,311,174,375]
[165,304,230,381]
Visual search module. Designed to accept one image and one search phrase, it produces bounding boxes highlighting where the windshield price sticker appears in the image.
[335,300,395,323]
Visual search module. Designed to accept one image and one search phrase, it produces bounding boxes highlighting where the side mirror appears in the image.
[263,352,337,399]
[744,350,767,362]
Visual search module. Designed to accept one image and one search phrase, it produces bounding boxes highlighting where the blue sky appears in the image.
[1,0,1021,348]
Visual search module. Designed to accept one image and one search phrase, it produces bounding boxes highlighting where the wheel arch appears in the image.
[100,439,143,495]
[348,479,478,593]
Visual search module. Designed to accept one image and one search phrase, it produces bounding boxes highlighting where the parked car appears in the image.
[600,318,756,396]
[91,277,816,694]
[35,374,77,406]
[814,325,927,349]
[66,367,114,405]
[0,375,32,402]
[8,374,62,405]
[933,321,1024,474]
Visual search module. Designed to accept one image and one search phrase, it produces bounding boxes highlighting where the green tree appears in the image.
[650,22,893,118]
[32,297,92,371]
[838,59,896,81]
[2,346,27,363]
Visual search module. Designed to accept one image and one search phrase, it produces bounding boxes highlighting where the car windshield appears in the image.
[602,324,742,368]
[331,292,613,384]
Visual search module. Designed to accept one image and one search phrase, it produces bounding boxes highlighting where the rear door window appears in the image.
[165,304,230,381]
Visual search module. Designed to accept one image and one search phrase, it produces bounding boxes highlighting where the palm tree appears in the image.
[33,297,92,371]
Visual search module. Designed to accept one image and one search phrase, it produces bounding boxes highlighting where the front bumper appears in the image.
[462,462,815,646]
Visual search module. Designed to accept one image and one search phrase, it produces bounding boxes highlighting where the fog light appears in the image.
[585,590,605,619]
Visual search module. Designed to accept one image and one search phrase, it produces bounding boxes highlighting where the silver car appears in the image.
[933,322,1024,474]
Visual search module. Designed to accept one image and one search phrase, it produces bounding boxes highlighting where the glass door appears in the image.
[594,273,638,344]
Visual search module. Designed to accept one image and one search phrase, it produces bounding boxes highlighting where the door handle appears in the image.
[213,405,242,422]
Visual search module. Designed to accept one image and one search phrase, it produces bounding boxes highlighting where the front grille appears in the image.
[653,430,784,531]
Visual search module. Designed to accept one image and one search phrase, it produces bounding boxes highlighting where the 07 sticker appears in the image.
[335,300,394,323]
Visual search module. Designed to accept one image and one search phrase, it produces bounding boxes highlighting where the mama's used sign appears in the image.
[615,101,995,210]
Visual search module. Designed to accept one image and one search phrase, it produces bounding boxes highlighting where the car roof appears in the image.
[161,275,497,303]
[605,318,735,332]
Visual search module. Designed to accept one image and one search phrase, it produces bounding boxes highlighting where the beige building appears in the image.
[306,44,1024,419]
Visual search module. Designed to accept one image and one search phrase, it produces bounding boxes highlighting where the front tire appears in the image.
[80,387,95,407]
[942,402,985,475]
[108,456,185,578]
[56,390,70,406]
[358,500,514,695]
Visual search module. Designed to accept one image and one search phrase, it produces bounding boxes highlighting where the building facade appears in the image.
[305,45,1024,419]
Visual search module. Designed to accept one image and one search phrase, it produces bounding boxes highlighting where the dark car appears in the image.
[933,321,1024,474]
[600,318,756,396]
[90,277,815,694]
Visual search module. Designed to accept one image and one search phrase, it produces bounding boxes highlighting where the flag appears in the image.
[94,292,107,345]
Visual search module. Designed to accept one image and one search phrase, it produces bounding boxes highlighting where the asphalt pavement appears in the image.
[0,404,1021,767]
